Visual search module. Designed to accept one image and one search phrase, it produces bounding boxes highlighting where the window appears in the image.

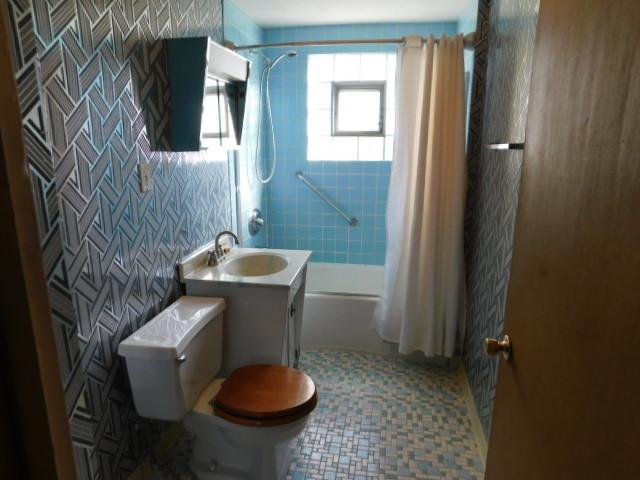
[201,77,240,150]
[307,53,395,161]
[332,82,385,136]
[202,84,229,140]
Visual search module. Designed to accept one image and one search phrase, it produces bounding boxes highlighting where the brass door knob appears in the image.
[484,334,511,360]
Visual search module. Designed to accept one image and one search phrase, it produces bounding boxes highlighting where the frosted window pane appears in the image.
[387,55,397,81]
[331,137,358,160]
[384,136,395,161]
[385,108,396,135]
[336,89,381,133]
[360,54,387,81]
[308,136,333,161]
[334,55,360,81]
[202,92,225,136]
[386,78,395,107]
[308,109,331,136]
[358,137,384,161]
[308,82,332,110]
[308,55,334,82]
[307,53,396,161]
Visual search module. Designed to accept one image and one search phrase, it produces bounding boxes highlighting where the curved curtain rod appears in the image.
[226,32,476,52]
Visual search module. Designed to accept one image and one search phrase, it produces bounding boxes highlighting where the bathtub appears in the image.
[302,262,392,354]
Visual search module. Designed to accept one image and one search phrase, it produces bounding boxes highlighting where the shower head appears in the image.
[268,50,299,70]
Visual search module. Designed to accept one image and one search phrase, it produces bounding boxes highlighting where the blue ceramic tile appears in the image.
[253,22,456,265]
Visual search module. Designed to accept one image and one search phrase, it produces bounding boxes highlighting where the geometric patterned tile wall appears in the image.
[462,0,539,437]
[6,1,228,478]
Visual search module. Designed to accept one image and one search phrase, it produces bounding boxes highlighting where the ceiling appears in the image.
[232,0,471,27]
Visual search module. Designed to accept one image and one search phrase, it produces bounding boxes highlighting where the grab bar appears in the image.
[295,170,358,226]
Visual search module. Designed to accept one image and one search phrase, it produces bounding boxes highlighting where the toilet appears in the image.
[118,296,317,480]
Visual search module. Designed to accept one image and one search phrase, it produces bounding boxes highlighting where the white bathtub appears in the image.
[302,262,392,354]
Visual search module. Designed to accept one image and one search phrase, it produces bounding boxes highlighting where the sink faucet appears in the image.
[208,230,240,266]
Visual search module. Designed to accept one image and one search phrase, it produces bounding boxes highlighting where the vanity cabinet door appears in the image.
[280,303,296,368]
[282,268,307,368]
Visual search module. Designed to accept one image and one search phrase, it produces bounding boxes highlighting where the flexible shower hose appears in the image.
[255,64,277,184]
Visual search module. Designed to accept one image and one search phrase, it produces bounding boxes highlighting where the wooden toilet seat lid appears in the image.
[213,364,317,422]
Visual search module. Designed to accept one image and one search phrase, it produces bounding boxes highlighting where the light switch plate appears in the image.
[139,163,152,192]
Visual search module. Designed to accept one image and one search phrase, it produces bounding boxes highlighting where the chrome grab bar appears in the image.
[295,170,358,226]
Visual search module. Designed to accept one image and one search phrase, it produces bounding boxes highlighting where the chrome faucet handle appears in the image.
[211,230,240,265]
[206,249,218,267]
[214,230,240,247]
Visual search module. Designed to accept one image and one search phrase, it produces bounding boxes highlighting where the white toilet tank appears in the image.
[118,296,226,421]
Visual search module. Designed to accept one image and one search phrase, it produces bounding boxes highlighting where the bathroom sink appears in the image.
[178,246,310,288]
[220,253,289,277]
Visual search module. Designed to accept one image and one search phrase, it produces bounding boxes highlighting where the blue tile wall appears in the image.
[259,23,458,264]
[223,0,267,247]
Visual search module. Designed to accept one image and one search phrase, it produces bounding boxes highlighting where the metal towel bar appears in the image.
[295,171,358,227]
[485,142,525,150]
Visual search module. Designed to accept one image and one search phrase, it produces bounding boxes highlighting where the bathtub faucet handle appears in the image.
[249,209,264,236]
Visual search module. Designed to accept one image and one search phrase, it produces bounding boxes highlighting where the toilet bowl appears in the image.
[118,296,317,480]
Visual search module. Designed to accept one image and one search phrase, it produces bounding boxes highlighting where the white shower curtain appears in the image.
[373,35,466,357]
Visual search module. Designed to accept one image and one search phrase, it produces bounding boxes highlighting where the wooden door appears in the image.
[485,1,640,479]
[0,4,76,479]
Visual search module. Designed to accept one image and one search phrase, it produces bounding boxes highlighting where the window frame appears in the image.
[331,81,386,137]
[202,81,230,140]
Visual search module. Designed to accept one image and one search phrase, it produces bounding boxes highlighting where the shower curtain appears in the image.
[373,35,466,357]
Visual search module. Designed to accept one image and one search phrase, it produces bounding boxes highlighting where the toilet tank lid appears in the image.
[118,296,225,360]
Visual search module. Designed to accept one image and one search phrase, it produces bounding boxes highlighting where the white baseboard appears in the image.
[457,360,488,467]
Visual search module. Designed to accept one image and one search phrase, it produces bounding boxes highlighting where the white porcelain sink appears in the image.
[178,246,311,288]
[220,253,289,277]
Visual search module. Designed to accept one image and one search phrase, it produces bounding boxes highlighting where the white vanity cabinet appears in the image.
[178,246,311,376]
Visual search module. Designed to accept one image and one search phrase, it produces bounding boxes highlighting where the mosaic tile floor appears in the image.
[149,349,484,479]
[287,349,484,480]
